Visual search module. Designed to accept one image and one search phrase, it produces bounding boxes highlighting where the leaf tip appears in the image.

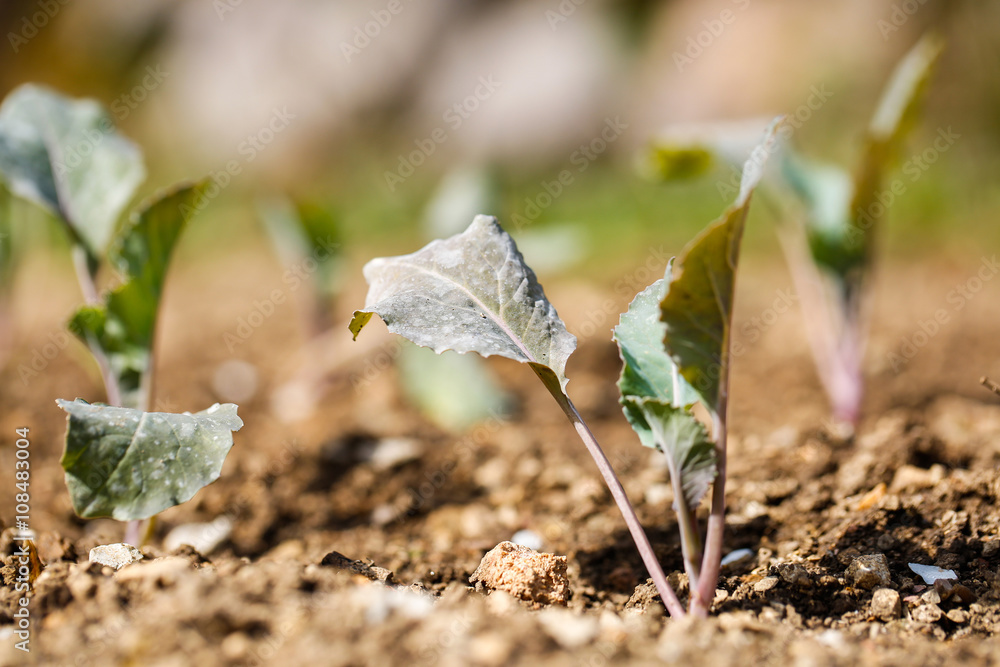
[349,310,374,340]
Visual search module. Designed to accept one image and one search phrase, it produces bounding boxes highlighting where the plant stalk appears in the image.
[982,376,1000,398]
[533,367,686,618]
[692,406,728,617]
[71,245,123,408]
[671,484,703,595]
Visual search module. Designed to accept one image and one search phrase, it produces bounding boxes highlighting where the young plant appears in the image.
[349,120,777,617]
[615,120,780,615]
[776,35,942,426]
[643,35,942,427]
[0,84,242,539]
[349,215,686,617]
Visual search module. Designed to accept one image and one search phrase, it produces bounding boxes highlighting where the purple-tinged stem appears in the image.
[691,403,727,617]
[534,367,686,618]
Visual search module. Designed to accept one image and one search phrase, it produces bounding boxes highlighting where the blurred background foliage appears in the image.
[0,0,997,282]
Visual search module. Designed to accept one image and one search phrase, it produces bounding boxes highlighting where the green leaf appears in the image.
[397,342,509,432]
[780,35,941,284]
[631,398,716,510]
[69,182,207,404]
[660,119,781,416]
[259,196,341,296]
[0,84,145,259]
[350,215,577,393]
[648,145,715,181]
[57,399,242,521]
[778,151,861,276]
[847,33,943,266]
[614,268,700,448]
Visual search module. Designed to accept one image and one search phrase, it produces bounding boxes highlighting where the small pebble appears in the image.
[164,516,232,555]
[777,563,811,587]
[89,543,142,571]
[912,604,943,624]
[470,541,570,608]
[365,437,423,470]
[946,608,967,624]
[920,588,942,605]
[871,588,901,621]
[846,554,891,590]
[753,576,779,593]
[982,540,999,558]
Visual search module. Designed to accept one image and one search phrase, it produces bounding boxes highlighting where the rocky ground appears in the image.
[2,250,999,666]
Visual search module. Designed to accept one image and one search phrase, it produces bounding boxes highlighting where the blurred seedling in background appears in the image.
[266,169,513,432]
[0,84,241,545]
[642,34,942,430]
[349,120,778,616]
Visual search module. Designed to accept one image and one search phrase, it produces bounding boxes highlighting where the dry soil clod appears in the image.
[470,541,571,609]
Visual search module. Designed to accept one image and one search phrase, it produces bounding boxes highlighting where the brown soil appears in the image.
[2,246,1000,666]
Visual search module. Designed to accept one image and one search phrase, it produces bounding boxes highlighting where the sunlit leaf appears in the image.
[632,398,716,509]
[660,119,781,415]
[848,33,943,267]
[614,269,699,448]
[57,399,242,521]
[0,84,145,259]
[350,215,577,393]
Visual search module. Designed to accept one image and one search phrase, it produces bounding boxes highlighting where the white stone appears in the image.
[89,543,143,570]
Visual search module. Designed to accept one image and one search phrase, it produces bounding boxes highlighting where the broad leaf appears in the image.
[397,342,509,432]
[0,84,145,259]
[633,398,716,510]
[69,182,207,405]
[350,215,577,393]
[660,119,781,415]
[780,35,942,283]
[847,33,943,267]
[57,399,242,521]
[614,268,699,448]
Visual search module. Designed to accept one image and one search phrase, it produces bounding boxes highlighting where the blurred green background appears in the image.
[0,0,997,282]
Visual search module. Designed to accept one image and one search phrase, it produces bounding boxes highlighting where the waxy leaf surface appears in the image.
[634,398,716,510]
[58,399,242,521]
[614,270,699,448]
[0,84,144,259]
[350,215,577,392]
